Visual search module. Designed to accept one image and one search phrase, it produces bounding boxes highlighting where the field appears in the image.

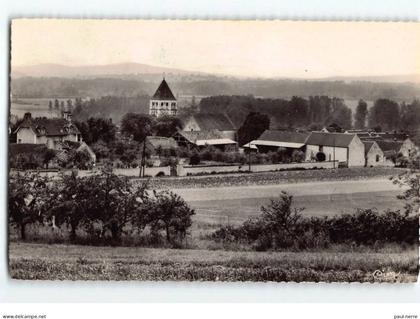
[9,242,418,282]
[10,98,73,119]
[8,166,417,282]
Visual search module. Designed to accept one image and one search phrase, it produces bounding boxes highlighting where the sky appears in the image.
[10,19,420,78]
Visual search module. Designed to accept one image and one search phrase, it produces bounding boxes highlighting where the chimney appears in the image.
[62,110,72,122]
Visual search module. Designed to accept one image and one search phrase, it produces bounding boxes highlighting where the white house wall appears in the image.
[366,144,386,167]
[16,128,37,144]
[305,144,348,163]
[347,136,365,167]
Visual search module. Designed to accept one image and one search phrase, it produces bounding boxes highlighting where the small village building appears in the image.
[145,136,179,155]
[149,78,177,117]
[182,113,237,140]
[363,141,386,167]
[305,132,365,167]
[14,112,81,150]
[244,130,310,154]
[376,138,416,159]
[173,129,237,151]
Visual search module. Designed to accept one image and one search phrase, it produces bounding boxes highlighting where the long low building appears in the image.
[244,130,310,153]
[246,130,366,167]
[173,129,237,151]
[305,132,365,167]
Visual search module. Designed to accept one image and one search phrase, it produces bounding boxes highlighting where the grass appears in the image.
[9,242,418,282]
[138,167,404,189]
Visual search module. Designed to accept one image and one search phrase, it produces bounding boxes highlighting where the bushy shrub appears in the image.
[211,192,418,250]
[189,153,200,165]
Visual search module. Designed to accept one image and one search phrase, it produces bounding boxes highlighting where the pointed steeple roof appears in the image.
[152,78,176,101]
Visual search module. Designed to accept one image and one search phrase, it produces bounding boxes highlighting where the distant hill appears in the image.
[11,63,205,78]
[319,74,420,84]
[12,63,420,84]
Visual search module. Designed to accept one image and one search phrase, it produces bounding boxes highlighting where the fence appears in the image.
[176,161,338,176]
[11,162,337,179]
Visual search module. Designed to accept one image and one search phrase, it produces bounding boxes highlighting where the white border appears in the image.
[1,0,420,303]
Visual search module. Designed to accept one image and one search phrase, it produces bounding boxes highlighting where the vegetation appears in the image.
[211,192,418,250]
[8,169,195,247]
[354,99,368,129]
[9,242,418,281]
[237,112,270,146]
[200,95,353,130]
[12,75,420,102]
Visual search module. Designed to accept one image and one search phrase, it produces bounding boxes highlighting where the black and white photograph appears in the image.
[7,19,420,283]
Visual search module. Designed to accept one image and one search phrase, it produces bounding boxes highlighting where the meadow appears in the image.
[9,242,418,282]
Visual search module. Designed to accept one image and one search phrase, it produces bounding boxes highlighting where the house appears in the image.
[182,113,237,140]
[305,132,365,167]
[14,112,81,150]
[363,141,386,167]
[376,138,416,159]
[244,130,310,154]
[173,129,237,151]
[149,78,177,117]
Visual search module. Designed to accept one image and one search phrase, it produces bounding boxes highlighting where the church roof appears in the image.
[152,79,176,101]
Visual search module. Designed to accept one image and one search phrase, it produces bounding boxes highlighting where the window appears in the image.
[161,102,164,106]
[18,139,22,143]
[376,154,380,162]
[319,145,324,152]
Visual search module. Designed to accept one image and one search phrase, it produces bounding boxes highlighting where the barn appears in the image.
[182,113,237,140]
[305,132,365,167]
[244,130,310,154]
[363,141,386,167]
[173,129,237,151]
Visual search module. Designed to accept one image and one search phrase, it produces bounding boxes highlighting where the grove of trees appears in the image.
[199,95,353,131]
[9,170,195,246]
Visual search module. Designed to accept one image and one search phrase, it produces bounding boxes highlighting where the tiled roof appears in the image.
[189,113,236,131]
[17,117,80,137]
[257,130,310,144]
[362,141,375,155]
[146,136,178,149]
[152,79,176,101]
[376,140,403,152]
[176,130,223,143]
[306,132,356,148]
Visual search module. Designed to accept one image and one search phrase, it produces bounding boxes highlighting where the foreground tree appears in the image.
[9,172,54,240]
[391,150,420,215]
[146,190,195,244]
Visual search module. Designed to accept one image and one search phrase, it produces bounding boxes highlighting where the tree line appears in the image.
[199,95,353,131]
[9,169,194,246]
[12,76,420,101]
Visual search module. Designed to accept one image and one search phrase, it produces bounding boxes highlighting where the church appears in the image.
[149,78,177,117]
